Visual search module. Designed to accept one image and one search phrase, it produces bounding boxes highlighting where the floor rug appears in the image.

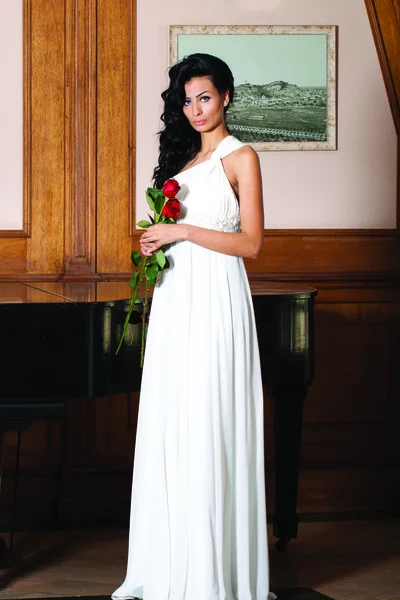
[26,591,336,600]
[272,589,336,599]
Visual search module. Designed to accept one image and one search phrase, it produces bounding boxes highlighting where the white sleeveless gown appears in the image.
[112,135,276,600]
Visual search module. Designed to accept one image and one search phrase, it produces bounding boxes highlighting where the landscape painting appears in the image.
[169,25,337,151]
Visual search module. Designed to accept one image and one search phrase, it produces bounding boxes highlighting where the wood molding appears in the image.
[1,270,399,284]
[365,0,400,135]
[262,229,400,236]
[0,273,60,282]
[129,229,400,237]
[398,135,400,229]
[365,0,400,228]
[22,0,32,238]
[0,229,29,238]
[64,0,97,275]
[0,0,32,239]
[128,0,137,236]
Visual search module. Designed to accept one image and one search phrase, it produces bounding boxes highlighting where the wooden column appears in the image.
[64,0,98,278]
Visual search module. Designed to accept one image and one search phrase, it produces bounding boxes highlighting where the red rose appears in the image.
[162,198,181,219]
[162,178,181,198]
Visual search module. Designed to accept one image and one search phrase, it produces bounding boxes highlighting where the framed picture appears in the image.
[169,25,337,151]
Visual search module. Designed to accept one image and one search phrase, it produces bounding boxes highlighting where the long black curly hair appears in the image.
[153,53,235,189]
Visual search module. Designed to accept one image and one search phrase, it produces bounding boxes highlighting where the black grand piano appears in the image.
[0,280,316,555]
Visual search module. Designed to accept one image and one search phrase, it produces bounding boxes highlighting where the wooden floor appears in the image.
[0,520,398,599]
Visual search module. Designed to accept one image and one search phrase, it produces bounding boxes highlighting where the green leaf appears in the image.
[146,188,165,214]
[145,262,159,287]
[131,250,142,267]
[129,271,139,288]
[155,249,166,269]
[154,195,166,215]
[137,220,152,228]
[147,187,164,201]
[145,189,155,211]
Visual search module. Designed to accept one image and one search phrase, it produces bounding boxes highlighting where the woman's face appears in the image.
[182,76,229,133]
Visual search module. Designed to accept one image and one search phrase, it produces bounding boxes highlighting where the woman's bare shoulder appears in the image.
[230,144,260,174]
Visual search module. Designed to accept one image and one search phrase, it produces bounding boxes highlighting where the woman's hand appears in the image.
[140,224,186,256]
[140,241,155,257]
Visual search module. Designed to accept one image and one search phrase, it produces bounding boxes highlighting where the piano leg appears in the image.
[9,430,22,553]
[271,384,307,552]
[0,431,8,558]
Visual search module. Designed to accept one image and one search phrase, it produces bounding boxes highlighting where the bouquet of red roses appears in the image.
[116,178,181,361]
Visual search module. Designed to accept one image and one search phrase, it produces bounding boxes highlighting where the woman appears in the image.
[112,53,276,600]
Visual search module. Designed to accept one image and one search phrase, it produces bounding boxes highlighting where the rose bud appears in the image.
[162,178,181,199]
[161,198,181,219]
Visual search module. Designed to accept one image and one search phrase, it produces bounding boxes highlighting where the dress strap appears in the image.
[211,135,248,160]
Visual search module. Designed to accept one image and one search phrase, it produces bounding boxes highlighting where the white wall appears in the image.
[0,0,23,230]
[136,0,397,228]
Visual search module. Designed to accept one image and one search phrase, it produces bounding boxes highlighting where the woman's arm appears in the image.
[140,146,264,259]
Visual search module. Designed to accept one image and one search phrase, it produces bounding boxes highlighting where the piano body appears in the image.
[0,280,316,554]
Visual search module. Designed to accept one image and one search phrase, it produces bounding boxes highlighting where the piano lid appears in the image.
[0,282,134,305]
[250,280,317,298]
[0,280,317,305]
[0,282,143,399]
[0,280,317,399]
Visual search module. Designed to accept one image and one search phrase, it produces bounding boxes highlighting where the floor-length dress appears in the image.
[112,135,276,600]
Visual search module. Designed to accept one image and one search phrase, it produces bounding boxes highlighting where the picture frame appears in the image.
[169,25,337,151]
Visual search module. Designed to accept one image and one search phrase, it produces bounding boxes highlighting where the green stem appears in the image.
[115,256,148,355]
[140,284,149,367]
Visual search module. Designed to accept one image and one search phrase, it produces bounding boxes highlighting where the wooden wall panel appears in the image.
[26,0,65,274]
[96,0,134,275]
[0,239,27,273]
[245,233,400,277]
[296,468,397,515]
[308,304,390,423]
[303,302,399,445]
[0,0,135,279]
